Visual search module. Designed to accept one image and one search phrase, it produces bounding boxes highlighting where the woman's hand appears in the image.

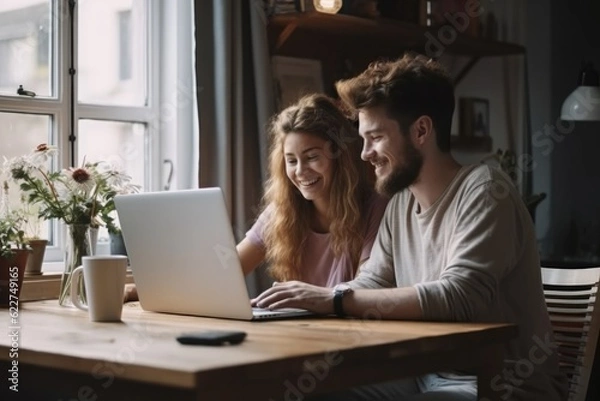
[251,281,334,315]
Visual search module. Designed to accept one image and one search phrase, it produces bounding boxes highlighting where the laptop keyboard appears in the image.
[251,307,309,316]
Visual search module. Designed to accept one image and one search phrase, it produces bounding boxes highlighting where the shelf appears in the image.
[269,12,525,58]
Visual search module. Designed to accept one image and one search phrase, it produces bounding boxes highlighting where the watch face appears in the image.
[334,283,352,294]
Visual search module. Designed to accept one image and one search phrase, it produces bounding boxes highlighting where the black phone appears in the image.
[176,330,247,346]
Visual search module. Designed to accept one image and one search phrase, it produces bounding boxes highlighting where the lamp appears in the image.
[560,62,600,121]
[313,0,343,14]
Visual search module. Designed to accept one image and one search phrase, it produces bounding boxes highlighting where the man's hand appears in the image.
[251,281,334,315]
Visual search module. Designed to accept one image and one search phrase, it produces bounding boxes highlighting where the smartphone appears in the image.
[176,330,247,346]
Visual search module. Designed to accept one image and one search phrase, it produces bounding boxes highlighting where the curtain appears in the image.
[483,0,527,191]
[194,0,276,296]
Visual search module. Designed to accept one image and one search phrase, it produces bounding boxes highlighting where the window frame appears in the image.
[0,0,197,272]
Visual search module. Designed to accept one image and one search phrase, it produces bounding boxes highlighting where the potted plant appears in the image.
[0,192,31,306]
[0,176,48,276]
[21,201,48,276]
[101,202,128,257]
[108,228,128,257]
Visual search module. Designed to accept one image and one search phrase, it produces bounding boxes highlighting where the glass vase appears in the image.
[58,224,97,306]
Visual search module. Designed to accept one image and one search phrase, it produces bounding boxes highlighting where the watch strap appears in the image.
[333,291,346,317]
[333,286,350,317]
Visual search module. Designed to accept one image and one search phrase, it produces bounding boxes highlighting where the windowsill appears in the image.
[20,269,134,302]
[39,242,111,273]
[19,242,122,301]
[20,273,62,302]
[38,261,70,273]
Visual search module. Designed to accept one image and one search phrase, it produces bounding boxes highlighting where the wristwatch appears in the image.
[332,283,353,318]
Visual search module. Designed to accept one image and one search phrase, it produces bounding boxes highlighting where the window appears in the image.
[0,0,196,271]
[118,10,132,81]
[0,2,52,93]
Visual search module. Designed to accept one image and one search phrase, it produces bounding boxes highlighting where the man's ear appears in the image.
[412,116,434,146]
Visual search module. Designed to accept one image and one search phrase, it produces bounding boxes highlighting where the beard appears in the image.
[375,140,423,197]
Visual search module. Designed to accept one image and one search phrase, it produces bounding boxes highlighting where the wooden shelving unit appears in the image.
[267,11,527,154]
[269,12,525,58]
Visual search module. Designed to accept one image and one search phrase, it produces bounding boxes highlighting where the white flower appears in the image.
[53,179,73,204]
[94,161,139,194]
[63,167,96,195]
[6,155,36,180]
[30,144,59,167]
[118,182,142,194]
[105,169,132,188]
[7,143,141,227]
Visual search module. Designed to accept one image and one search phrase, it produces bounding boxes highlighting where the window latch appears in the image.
[163,159,174,191]
[17,85,36,97]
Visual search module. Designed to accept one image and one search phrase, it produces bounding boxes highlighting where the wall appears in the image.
[525,0,552,247]
[528,0,600,264]
[448,0,526,167]
[440,0,600,265]
[450,54,523,166]
[525,5,600,397]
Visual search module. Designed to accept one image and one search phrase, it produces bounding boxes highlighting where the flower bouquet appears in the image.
[4,144,140,305]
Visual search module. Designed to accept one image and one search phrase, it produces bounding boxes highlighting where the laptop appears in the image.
[113,187,313,321]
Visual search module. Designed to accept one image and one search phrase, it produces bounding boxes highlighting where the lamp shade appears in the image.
[560,62,600,121]
[561,87,600,121]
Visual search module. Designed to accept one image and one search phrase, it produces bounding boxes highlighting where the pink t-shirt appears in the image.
[245,192,389,288]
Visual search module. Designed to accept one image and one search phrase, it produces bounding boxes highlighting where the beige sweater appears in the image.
[352,165,568,401]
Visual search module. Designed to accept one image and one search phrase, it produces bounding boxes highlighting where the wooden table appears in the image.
[1,300,517,400]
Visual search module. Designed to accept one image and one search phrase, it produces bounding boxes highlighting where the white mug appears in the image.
[71,255,128,322]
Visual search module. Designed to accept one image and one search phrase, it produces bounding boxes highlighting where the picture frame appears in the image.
[459,97,490,138]
[453,97,492,152]
[271,56,324,110]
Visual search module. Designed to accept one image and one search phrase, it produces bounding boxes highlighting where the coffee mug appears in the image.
[71,255,128,322]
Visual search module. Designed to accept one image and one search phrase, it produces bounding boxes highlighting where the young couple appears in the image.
[123,93,388,302]
[250,54,566,400]
[131,53,567,400]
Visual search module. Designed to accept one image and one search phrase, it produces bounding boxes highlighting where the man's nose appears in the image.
[361,142,373,161]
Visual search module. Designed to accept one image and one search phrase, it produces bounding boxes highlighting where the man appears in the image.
[252,53,567,401]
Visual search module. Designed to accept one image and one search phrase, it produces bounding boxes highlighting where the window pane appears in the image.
[77,120,146,191]
[0,0,53,97]
[77,120,146,244]
[78,0,147,106]
[0,111,51,164]
[0,112,52,240]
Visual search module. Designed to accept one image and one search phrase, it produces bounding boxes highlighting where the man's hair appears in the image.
[262,93,368,281]
[335,53,455,152]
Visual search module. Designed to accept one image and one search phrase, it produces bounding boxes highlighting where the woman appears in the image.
[124,94,387,302]
[237,93,388,287]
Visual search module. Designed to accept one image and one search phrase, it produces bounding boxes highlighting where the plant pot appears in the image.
[0,248,31,307]
[109,232,128,257]
[25,238,48,276]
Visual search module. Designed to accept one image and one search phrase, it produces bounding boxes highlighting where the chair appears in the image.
[541,266,600,401]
